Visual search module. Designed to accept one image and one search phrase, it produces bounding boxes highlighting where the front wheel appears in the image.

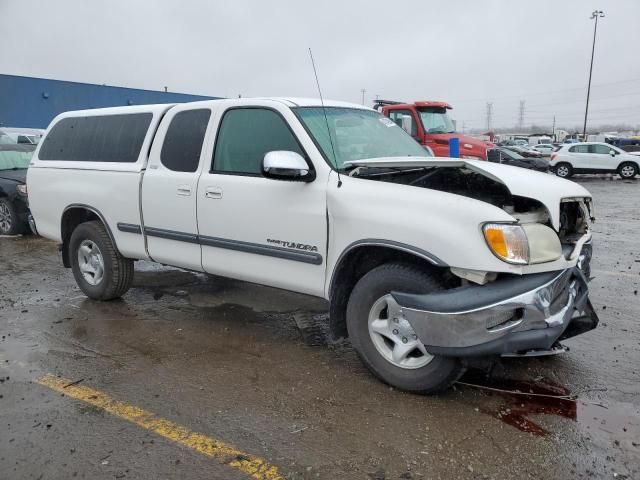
[554,162,573,178]
[346,263,464,394]
[618,162,638,179]
[69,220,134,300]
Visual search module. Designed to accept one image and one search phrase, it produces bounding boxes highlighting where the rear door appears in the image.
[566,144,591,169]
[141,106,213,271]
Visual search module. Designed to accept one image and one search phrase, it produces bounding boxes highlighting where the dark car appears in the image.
[0,144,35,235]
[501,145,544,158]
[487,147,549,172]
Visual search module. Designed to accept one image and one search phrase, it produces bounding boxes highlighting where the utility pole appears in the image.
[360,88,366,105]
[486,103,493,132]
[552,115,556,140]
[583,10,605,139]
[518,100,525,131]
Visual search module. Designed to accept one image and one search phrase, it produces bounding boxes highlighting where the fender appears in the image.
[328,238,447,295]
[60,203,121,267]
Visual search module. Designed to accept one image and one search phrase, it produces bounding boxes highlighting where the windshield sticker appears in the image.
[379,117,397,128]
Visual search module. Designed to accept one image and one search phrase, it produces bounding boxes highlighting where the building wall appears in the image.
[0,74,216,129]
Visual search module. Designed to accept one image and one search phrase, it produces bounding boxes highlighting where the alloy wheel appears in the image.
[77,240,105,286]
[367,294,434,369]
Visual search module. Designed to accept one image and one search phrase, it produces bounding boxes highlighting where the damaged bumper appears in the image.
[391,265,598,357]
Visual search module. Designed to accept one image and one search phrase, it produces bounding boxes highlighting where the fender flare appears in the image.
[61,203,121,266]
[328,238,447,296]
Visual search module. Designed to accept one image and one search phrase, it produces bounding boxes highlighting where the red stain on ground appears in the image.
[467,376,577,435]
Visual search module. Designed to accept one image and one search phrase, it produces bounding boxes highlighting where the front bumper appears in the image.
[391,266,598,357]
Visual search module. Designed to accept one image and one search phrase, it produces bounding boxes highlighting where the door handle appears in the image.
[205,186,223,199]
[177,185,192,196]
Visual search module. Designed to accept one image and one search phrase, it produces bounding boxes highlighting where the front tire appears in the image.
[0,198,22,235]
[346,263,464,394]
[554,162,573,178]
[69,220,134,300]
[618,162,638,179]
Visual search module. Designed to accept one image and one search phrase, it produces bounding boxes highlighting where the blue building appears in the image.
[0,74,217,129]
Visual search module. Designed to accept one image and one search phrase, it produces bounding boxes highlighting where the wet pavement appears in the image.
[1,176,639,479]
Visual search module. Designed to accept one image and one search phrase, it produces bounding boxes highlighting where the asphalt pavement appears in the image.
[1,176,639,479]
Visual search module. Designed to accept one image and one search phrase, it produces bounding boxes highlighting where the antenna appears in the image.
[308,48,341,187]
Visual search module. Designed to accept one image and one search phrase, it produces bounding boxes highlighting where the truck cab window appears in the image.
[160,109,211,172]
[212,108,303,175]
[388,110,417,137]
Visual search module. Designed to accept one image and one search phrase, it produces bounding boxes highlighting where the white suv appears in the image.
[550,142,639,179]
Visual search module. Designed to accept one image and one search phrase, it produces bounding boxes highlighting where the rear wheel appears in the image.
[346,263,464,394]
[70,220,134,300]
[618,162,638,179]
[0,198,21,235]
[554,162,573,178]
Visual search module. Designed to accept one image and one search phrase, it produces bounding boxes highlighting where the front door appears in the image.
[197,106,328,296]
[141,107,212,271]
[589,143,617,170]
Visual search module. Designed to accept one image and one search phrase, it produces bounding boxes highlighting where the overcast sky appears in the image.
[1,0,639,130]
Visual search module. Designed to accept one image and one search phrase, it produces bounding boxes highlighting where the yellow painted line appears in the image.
[37,374,283,480]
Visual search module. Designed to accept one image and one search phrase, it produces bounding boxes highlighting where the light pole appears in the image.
[360,88,366,105]
[583,10,604,139]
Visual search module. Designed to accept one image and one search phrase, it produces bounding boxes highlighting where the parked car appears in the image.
[502,145,543,158]
[0,144,35,234]
[28,99,598,394]
[532,144,555,156]
[487,147,549,171]
[0,128,44,145]
[550,142,639,178]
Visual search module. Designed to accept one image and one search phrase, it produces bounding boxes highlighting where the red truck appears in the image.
[374,100,495,160]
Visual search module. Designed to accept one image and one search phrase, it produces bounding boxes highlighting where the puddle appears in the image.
[461,373,640,447]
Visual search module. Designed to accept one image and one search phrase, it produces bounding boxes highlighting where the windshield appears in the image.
[294,107,428,170]
[417,108,455,134]
[0,149,33,170]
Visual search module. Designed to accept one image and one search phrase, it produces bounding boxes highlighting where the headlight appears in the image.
[483,223,529,264]
[16,184,28,195]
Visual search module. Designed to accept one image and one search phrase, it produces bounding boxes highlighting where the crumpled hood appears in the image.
[344,157,591,230]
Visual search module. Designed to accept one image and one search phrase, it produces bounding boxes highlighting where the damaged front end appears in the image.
[345,158,599,356]
[391,255,599,357]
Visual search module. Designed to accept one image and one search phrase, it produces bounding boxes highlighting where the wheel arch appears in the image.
[327,241,449,341]
[618,159,639,172]
[61,204,120,268]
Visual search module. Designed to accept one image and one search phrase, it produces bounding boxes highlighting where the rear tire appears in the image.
[618,162,638,179]
[554,162,573,178]
[346,263,464,394]
[0,198,22,235]
[69,220,134,300]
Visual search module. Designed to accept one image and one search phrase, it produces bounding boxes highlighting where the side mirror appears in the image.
[263,151,314,182]
[609,150,617,156]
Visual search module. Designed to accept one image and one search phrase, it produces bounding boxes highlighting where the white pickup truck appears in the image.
[28,98,598,393]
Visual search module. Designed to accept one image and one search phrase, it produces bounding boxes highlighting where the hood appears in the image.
[427,132,493,153]
[0,168,27,183]
[344,157,591,230]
